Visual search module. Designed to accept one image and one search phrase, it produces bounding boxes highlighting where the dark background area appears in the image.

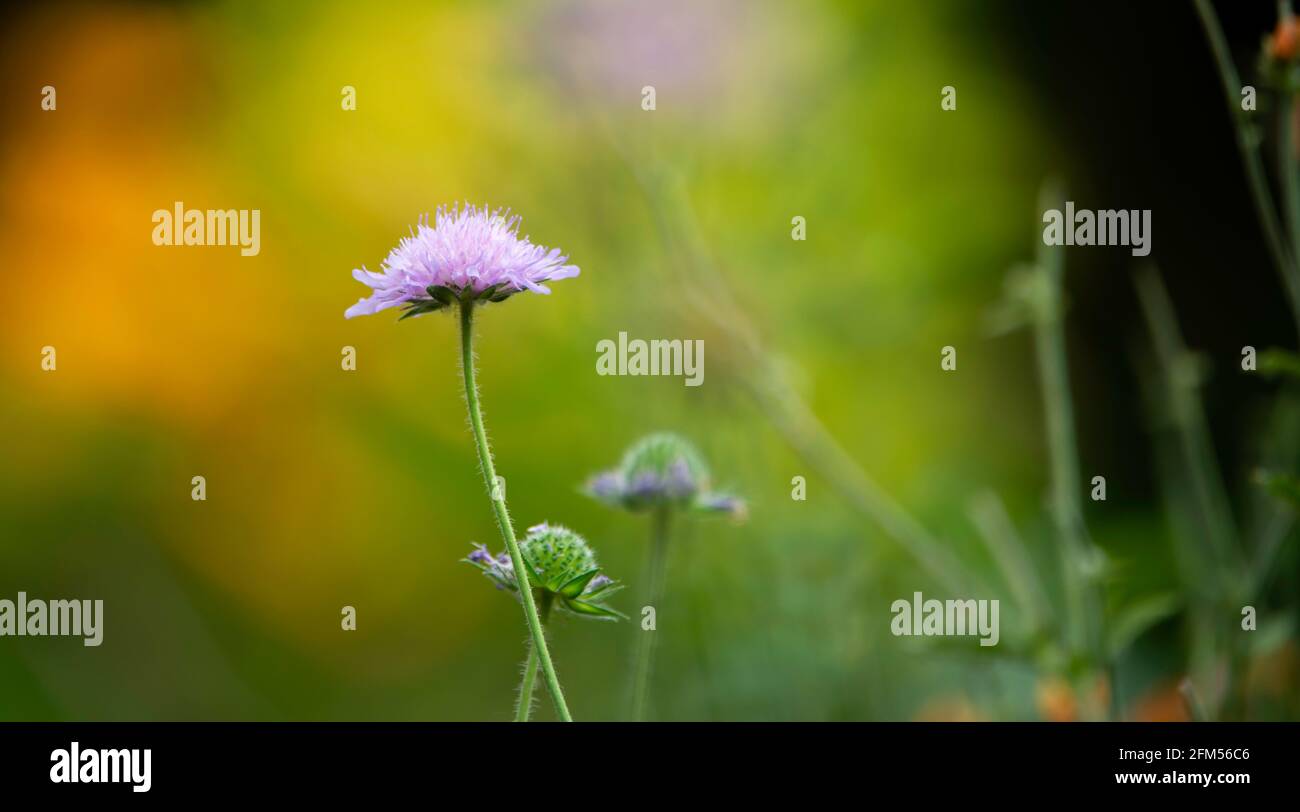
[993,1,1291,509]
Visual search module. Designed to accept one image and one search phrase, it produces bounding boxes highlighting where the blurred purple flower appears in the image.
[344,204,579,319]
[466,542,515,590]
[541,0,736,103]
[583,432,746,520]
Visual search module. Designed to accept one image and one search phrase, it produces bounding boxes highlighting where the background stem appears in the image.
[1032,181,1106,715]
[632,165,974,597]
[1193,0,1300,338]
[630,507,671,721]
[459,300,572,722]
[1281,91,1300,273]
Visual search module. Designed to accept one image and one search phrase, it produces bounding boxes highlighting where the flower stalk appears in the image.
[629,507,671,722]
[459,299,572,721]
[584,433,743,720]
[514,592,553,722]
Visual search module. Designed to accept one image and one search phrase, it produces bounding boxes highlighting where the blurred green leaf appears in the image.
[1251,614,1295,656]
[1259,348,1300,380]
[1107,593,1181,659]
[1254,468,1300,509]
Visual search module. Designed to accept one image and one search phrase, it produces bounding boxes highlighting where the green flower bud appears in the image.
[464,523,625,621]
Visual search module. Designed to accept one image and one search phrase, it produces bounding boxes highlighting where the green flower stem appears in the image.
[630,507,671,722]
[458,299,572,722]
[514,592,553,722]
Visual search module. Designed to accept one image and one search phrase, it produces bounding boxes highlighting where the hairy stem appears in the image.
[514,592,553,722]
[630,507,671,721]
[459,300,572,722]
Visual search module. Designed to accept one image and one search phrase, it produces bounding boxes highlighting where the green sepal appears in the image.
[397,299,448,321]
[562,598,626,621]
[558,568,600,599]
[580,580,625,603]
[521,555,546,587]
[426,285,457,305]
[469,283,516,304]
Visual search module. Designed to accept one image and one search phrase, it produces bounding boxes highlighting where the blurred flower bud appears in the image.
[583,432,746,520]
[463,524,626,621]
[1272,14,1300,62]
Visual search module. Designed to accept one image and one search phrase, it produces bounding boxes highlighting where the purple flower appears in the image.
[585,472,624,501]
[344,204,579,319]
[696,493,748,521]
[465,543,515,590]
[583,433,746,519]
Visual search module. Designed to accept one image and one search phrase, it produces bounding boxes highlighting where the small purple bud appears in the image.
[586,472,625,500]
[629,471,661,499]
[665,457,696,498]
[699,493,747,519]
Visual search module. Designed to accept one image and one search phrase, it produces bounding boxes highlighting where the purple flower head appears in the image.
[464,543,515,591]
[664,457,698,500]
[344,204,580,320]
[583,432,746,520]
